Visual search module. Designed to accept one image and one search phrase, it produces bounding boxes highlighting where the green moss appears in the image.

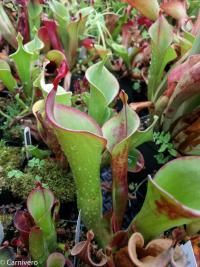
[23,159,75,202]
[0,146,75,202]
[0,146,21,189]
[0,146,21,171]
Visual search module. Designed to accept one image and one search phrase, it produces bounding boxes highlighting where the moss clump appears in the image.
[0,146,75,202]
[20,159,75,202]
[0,146,21,189]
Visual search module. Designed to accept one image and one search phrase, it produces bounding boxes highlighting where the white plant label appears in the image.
[24,127,32,159]
[181,241,198,267]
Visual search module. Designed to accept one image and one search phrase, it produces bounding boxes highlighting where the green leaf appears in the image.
[32,99,68,162]
[0,4,17,48]
[86,61,119,125]
[47,253,66,267]
[35,175,42,182]
[111,42,130,67]
[142,30,149,39]
[50,0,93,68]
[26,145,51,159]
[154,153,169,164]
[28,1,43,39]
[29,226,49,267]
[94,44,112,61]
[102,91,140,231]
[189,27,200,55]
[49,0,69,28]
[45,85,156,246]
[46,88,111,248]
[163,132,171,143]
[159,46,177,77]
[130,157,200,241]
[179,36,193,55]
[27,187,57,252]
[10,33,33,97]
[133,82,140,91]
[187,220,200,236]
[148,15,177,101]
[158,143,169,153]
[149,15,173,52]
[162,60,200,131]
[24,33,44,59]
[0,60,17,92]
[168,148,177,157]
[8,170,23,179]
[28,158,45,169]
[124,0,159,21]
[65,7,93,68]
[183,31,195,44]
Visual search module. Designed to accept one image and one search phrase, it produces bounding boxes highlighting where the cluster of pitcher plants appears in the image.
[0,0,200,266]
